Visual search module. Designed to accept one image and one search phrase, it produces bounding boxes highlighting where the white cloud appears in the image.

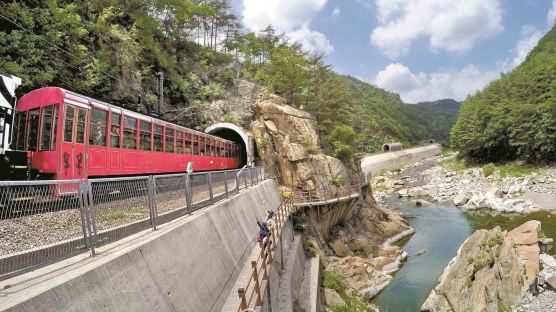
[333,6,341,18]
[371,0,503,59]
[375,63,499,103]
[374,26,542,103]
[549,0,556,26]
[241,0,333,54]
[288,24,334,54]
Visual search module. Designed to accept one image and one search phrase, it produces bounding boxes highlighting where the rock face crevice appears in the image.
[421,220,542,312]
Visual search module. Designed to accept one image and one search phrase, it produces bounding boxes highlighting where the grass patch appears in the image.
[482,163,496,177]
[323,271,346,292]
[323,271,377,312]
[98,209,125,221]
[377,166,401,176]
[439,157,476,171]
[498,164,543,179]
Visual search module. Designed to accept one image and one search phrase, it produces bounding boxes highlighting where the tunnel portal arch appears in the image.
[205,123,253,167]
[382,143,403,152]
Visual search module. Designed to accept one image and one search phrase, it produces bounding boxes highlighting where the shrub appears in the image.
[257,135,272,149]
[483,163,496,177]
[301,137,320,155]
[330,174,344,187]
[198,82,226,100]
[322,271,346,292]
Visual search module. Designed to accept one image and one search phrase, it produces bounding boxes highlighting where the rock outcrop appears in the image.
[325,256,393,301]
[421,220,542,312]
[251,91,349,191]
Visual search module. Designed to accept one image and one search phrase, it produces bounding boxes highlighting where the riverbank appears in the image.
[370,157,556,311]
[423,154,556,213]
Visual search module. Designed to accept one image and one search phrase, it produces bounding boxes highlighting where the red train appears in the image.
[4,86,240,180]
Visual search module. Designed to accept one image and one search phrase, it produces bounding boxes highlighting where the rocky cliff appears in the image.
[251,90,349,191]
[421,220,542,312]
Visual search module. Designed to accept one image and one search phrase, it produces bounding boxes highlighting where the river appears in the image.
[372,161,556,312]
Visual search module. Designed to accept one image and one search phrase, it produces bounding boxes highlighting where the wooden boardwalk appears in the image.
[291,183,361,207]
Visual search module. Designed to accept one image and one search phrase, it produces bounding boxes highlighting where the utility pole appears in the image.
[156,72,164,116]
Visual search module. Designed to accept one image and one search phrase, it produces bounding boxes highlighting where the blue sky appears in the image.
[233,0,556,103]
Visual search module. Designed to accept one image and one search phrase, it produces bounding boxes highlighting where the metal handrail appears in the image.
[0,166,266,281]
[237,197,295,311]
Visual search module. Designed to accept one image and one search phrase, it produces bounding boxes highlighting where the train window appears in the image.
[123,116,137,149]
[176,130,184,153]
[165,128,174,153]
[76,109,86,144]
[110,113,121,148]
[64,106,74,142]
[14,112,26,150]
[39,105,58,151]
[199,136,206,155]
[140,120,151,151]
[154,125,163,151]
[27,108,40,151]
[192,134,198,155]
[90,108,107,147]
[184,132,191,154]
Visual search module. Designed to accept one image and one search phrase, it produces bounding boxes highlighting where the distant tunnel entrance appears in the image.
[205,123,252,167]
[382,143,403,152]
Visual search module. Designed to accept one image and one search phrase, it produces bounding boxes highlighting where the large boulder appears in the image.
[326,256,392,301]
[324,288,345,306]
[453,194,469,206]
[421,221,542,312]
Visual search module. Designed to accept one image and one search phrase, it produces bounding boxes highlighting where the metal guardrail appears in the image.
[291,181,362,206]
[237,196,295,312]
[0,166,266,281]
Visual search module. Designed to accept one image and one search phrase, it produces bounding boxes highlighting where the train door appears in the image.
[60,104,88,180]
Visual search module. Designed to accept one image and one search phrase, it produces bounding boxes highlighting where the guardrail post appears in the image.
[250,167,255,186]
[252,261,262,305]
[185,173,193,214]
[86,180,98,255]
[78,180,95,256]
[208,172,214,202]
[235,170,240,194]
[223,170,229,198]
[243,170,248,189]
[238,288,247,310]
[148,176,158,230]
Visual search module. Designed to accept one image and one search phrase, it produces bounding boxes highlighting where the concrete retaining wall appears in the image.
[361,144,442,177]
[1,180,282,312]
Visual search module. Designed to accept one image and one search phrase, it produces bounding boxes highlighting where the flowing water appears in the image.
[372,161,556,312]
[373,198,472,312]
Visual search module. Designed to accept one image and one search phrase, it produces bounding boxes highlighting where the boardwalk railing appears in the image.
[237,197,295,312]
[0,167,266,281]
[291,181,362,206]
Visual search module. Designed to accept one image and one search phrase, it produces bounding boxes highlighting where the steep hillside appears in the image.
[408,99,461,146]
[451,26,556,163]
[309,75,460,156]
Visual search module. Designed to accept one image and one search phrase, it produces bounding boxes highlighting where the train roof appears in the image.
[18,87,235,144]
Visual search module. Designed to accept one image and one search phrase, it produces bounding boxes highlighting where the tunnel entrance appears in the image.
[382,143,403,152]
[205,123,251,167]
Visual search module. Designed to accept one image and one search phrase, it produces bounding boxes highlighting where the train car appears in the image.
[11,87,241,180]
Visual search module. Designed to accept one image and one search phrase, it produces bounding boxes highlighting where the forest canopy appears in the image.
[451,26,556,163]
